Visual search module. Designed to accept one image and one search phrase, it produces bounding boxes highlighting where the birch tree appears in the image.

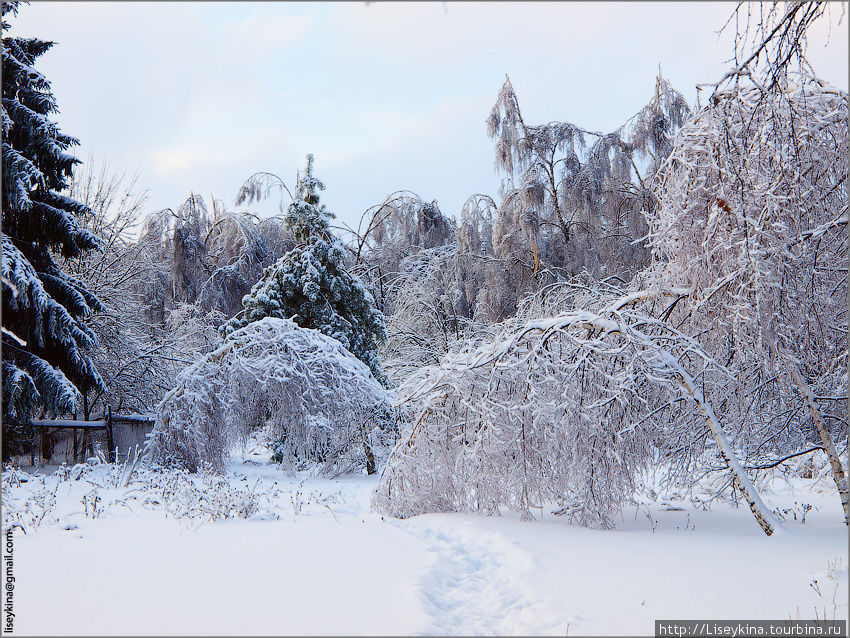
[375,283,783,534]
[487,71,690,283]
[646,1,848,522]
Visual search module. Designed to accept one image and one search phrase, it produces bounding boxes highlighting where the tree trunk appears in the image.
[790,363,849,526]
[677,372,782,536]
[364,443,376,476]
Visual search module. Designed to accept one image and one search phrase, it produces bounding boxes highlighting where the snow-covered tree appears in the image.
[380,242,492,386]
[485,71,690,288]
[148,317,393,475]
[700,1,831,96]
[645,73,848,523]
[374,282,784,535]
[374,3,844,533]
[349,191,455,311]
[224,155,388,385]
[196,209,294,318]
[134,192,294,325]
[1,1,103,453]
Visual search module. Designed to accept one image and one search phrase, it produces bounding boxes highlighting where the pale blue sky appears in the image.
[9,1,849,236]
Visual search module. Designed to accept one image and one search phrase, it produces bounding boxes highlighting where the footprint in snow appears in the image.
[392,520,573,636]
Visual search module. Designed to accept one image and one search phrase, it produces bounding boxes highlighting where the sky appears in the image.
[8,1,849,238]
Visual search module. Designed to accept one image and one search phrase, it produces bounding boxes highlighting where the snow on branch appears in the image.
[702,2,831,97]
[146,318,394,475]
[374,286,782,533]
[640,71,847,523]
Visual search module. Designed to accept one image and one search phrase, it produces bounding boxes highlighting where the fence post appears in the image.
[81,393,89,461]
[72,411,78,464]
[106,404,115,463]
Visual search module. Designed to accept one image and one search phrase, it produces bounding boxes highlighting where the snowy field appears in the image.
[2,444,847,637]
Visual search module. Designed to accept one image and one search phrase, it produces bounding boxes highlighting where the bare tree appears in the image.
[487,71,690,283]
[63,162,183,418]
[647,70,847,522]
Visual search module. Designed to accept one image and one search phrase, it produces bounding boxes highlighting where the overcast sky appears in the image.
[9,1,849,236]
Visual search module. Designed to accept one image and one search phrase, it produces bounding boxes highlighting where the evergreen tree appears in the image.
[224,155,388,385]
[2,0,104,451]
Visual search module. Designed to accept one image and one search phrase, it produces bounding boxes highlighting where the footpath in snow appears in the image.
[1,450,847,636]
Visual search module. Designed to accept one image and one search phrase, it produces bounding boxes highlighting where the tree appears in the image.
[485,71,690,285]
[148,317,392,475]
[349,191,455,314]
[646,74,848,525]
[61,163,201,421]
[380,242,488,386]
[224,155,388,385]
[699,1,831,97]
[374,2,846,533]
[374,282,783,535]
[134,194,294,325]
[1,1,103,454]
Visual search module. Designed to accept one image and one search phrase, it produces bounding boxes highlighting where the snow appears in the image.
[149,317,391,474]
[3,444,846,636]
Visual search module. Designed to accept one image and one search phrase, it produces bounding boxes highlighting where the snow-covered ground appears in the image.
[2,446,847,636]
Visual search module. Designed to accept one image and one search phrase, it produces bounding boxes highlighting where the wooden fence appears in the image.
[18,405,155,464]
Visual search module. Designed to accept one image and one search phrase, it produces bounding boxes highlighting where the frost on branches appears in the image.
[224,155,388,385]
[373,283,782,534]
[644,74,848,522]
[485,71,690,286]
[147,318,393,475]
[648,76,847,378]
[373,69,846,535]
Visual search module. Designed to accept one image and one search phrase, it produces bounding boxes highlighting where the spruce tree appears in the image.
[2,0,104,449]
[224,155,388,385]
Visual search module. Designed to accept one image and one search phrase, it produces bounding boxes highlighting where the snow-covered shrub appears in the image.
[2,469,60,532]
[134,467,279,522]
[147,317,393,474]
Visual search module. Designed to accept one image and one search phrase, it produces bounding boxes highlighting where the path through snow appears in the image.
[391,518,573,635]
